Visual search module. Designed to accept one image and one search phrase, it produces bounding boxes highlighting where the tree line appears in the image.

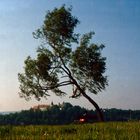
[0,103,140,125]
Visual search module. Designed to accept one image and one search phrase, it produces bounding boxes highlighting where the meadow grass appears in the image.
[0,122,139,140]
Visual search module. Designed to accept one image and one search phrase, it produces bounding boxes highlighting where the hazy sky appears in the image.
[0,0,140,111]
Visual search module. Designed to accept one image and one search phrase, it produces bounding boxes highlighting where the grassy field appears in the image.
[0,122,140,140]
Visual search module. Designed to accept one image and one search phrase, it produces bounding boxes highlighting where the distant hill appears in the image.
[0,103,140,125]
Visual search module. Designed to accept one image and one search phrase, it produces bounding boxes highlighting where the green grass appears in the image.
[0,122,140,140]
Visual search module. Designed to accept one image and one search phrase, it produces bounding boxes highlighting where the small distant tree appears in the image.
[18,5,108,121]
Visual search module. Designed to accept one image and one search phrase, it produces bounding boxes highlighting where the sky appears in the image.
[0,0,140,111]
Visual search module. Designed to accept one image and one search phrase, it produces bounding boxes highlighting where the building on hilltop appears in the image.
[31,104,50,111]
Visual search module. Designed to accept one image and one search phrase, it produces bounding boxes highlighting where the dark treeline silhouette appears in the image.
[0,103,140,125]
[104,108,140,121]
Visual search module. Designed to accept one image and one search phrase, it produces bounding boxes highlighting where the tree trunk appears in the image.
[82,92,104,122]
[69,75,104,122]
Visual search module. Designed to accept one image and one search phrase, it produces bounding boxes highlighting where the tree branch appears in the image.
[49,65,61,75]
[42,80,73,91]
[61,75,69,78]
[49,43,72,76]
[59,56,72,76]
[69,87,81,98]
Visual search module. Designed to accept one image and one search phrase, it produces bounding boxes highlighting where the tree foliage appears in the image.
[18,5,108,121]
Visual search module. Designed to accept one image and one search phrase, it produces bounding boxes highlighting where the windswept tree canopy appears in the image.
[18,6,108,121]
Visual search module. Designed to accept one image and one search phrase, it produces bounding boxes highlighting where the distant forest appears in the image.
[0,103,140,125]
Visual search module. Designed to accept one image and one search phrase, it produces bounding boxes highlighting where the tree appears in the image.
[18,5,108,121]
